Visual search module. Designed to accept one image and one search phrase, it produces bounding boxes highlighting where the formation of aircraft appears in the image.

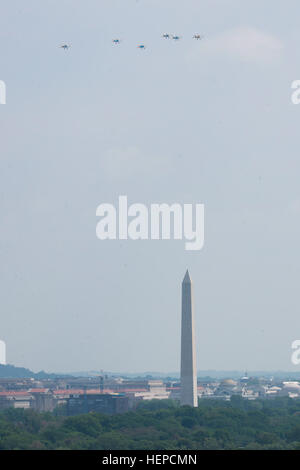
[59,44,71,50]
[161,33,182,40]
[163,33,203,41]
[59,34,203,51]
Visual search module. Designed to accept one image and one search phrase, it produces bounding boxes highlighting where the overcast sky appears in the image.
[1,0,300,373]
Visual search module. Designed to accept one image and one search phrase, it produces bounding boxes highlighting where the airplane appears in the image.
[193,34,203,40]
[172,35,181,41]
[137,44,146,49]
[59,44,71,50]
[162,33,170,39]
[112,39,121,44]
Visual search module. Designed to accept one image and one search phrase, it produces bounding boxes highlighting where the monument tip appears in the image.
[183,269,191,283]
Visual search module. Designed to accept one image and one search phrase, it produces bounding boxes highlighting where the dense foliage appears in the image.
[1,397,300,449]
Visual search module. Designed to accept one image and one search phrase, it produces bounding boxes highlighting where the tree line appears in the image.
[1,396,300,449]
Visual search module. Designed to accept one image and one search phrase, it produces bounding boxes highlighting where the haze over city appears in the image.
[1,0,300,374]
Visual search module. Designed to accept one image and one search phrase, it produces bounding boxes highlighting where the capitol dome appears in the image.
[220,379,237,388]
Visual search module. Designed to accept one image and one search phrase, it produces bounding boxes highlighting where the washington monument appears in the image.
[180,270,198,407]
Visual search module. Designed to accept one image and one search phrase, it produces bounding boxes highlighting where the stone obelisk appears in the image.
[180,270,197,407]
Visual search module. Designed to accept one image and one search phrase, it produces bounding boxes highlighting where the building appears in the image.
[66,392,129,416]
[30,389,57,412]
[180,270,198,407]
[0,391,32,409]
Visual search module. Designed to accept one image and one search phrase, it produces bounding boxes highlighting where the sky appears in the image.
[1,0,300,373]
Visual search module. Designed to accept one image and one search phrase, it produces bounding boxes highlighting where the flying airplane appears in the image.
[193,34,203,40]
[59,44,71,50]
[137,44,146,49]
[162,33,170,39]
[112,39,121,44]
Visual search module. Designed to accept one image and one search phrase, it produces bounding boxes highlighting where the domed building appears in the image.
[215,379,239,398]
[220,379,237,388]
[240,373,250,384]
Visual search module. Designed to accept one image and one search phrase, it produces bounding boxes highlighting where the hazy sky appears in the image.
[1,0,300,373]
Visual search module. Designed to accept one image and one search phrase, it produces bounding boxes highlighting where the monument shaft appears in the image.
[180,271,197,407]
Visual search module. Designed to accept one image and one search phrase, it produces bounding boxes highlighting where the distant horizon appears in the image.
[57,369,300,378]
[3,363,300,379]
